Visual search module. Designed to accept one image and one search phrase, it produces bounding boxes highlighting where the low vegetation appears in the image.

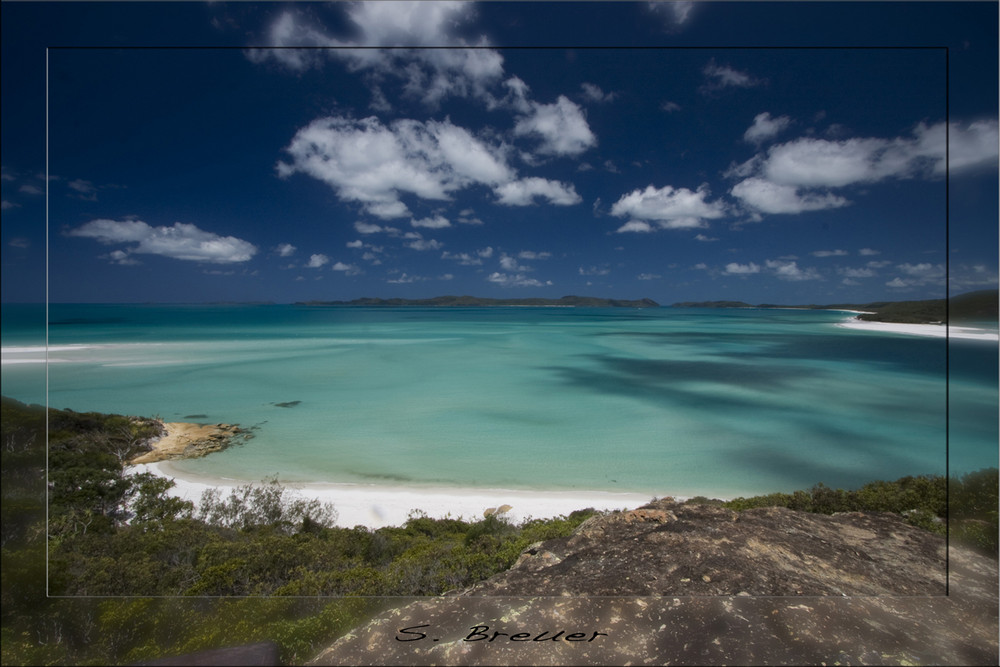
[2,395,996,664]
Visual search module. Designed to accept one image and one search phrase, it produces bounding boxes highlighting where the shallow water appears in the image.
[2,303,995,497]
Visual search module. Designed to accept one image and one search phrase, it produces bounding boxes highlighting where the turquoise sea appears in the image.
[2,303,996,498]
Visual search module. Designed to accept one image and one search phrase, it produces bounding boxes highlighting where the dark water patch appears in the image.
[273,400,302,408]
[542,361,779,415]
[49,317,128,326]
[183,414,209,419]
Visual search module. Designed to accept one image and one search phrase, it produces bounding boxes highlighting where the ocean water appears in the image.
[2,303,996,498]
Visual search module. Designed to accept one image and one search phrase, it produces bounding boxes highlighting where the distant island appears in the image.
[296,295,660,308]
[673,289,998,325]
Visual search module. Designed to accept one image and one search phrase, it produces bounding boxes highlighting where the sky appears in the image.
[1,1,997,305]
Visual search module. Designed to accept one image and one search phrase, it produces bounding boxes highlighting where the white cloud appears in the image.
[406,237,443,251]
[637,273,661,280]
[354,221,399,235]
[68,179,98,200]
[695,234,718,242]
[249,4,505,109]
[743,112,791,145]
[765,259,821,281]
[580,82,616,103]
[730,177,849,215]
[660,101,682,113]
[68,219,257,264]
[275,242,297,257]
[610,184,727,229]
[513,95,597,157]
[477,246,494,258]
[839,267,876,279]
[701,59,764,93]
[615,220,654,233]
[346,240,364,249]
[811,249,848,257]
[1,200,19,210]
[442,251,483,266]
[411,214,451,229]
[884,262,946,288]
[18,184,43,195]
[499,253,530,272]
[858,248,881,256]
[647,2,696,30]
[724,262,760,275]
[518,250,551,260]
[307,253,329,268]
[331,261,361,275]
[494,177,581,206]
[486,272,551,288]
[278,116,513,219]
[579,265,611,276]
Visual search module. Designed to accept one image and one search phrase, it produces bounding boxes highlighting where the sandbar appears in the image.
[834,318,998,341]
[128,461,669,530]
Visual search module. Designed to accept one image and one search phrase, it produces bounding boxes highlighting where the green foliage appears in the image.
[196,476,337,534]
[724,471,996,555]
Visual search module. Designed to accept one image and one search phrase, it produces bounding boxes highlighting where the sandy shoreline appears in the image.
[834,317,999,341]
[129,460,668,530]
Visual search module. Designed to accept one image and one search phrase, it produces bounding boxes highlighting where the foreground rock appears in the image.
[309,500,998,665]
[129,421,245,464]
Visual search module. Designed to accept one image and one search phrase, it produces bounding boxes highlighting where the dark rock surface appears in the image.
[308,501,998,665]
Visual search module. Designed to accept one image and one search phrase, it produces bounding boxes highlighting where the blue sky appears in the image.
[1,1,997,304]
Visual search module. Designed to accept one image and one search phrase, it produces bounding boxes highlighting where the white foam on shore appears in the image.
[835,318,999,341]
[130,462,671,530]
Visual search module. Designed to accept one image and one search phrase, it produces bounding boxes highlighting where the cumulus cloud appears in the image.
[839,267,877,279]
[275,242,297,257]
[19,184,43,195]
[701,59,764,94]
[743,112,791,145]
[859,248,881,256]
[580,82,616,103]
[724,262,760,275]
[660,101,682,113]
[306,253,329,268]
[637,272,662,280]
[442,251,483,266]
[68,218,257,264]
[765,259,821,281]
[615,220,654,233]
[579,265,611,276]
[249,3,505,109]
[513,95,597,157]
[518,250,551,260]
[331,261,361,275]
[68,179,98,201]
[487,272,551,287]
[884,262,946,289]
[411,214,451,229]
[730,177,849,215]
[493,177,581,206]
[647,2,696,31]
[278,116,513,219]
[811,249,848,257]
[610,184,727,229]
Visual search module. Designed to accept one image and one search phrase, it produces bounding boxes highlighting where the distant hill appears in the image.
[296,295,660,308]
[672,289,997,324]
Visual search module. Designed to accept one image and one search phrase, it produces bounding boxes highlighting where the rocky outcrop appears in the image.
[308,500,998,666]
[129,422,245,464]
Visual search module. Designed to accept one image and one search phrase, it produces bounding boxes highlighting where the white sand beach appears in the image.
[834,318,999,341]
[129,461,664,530]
